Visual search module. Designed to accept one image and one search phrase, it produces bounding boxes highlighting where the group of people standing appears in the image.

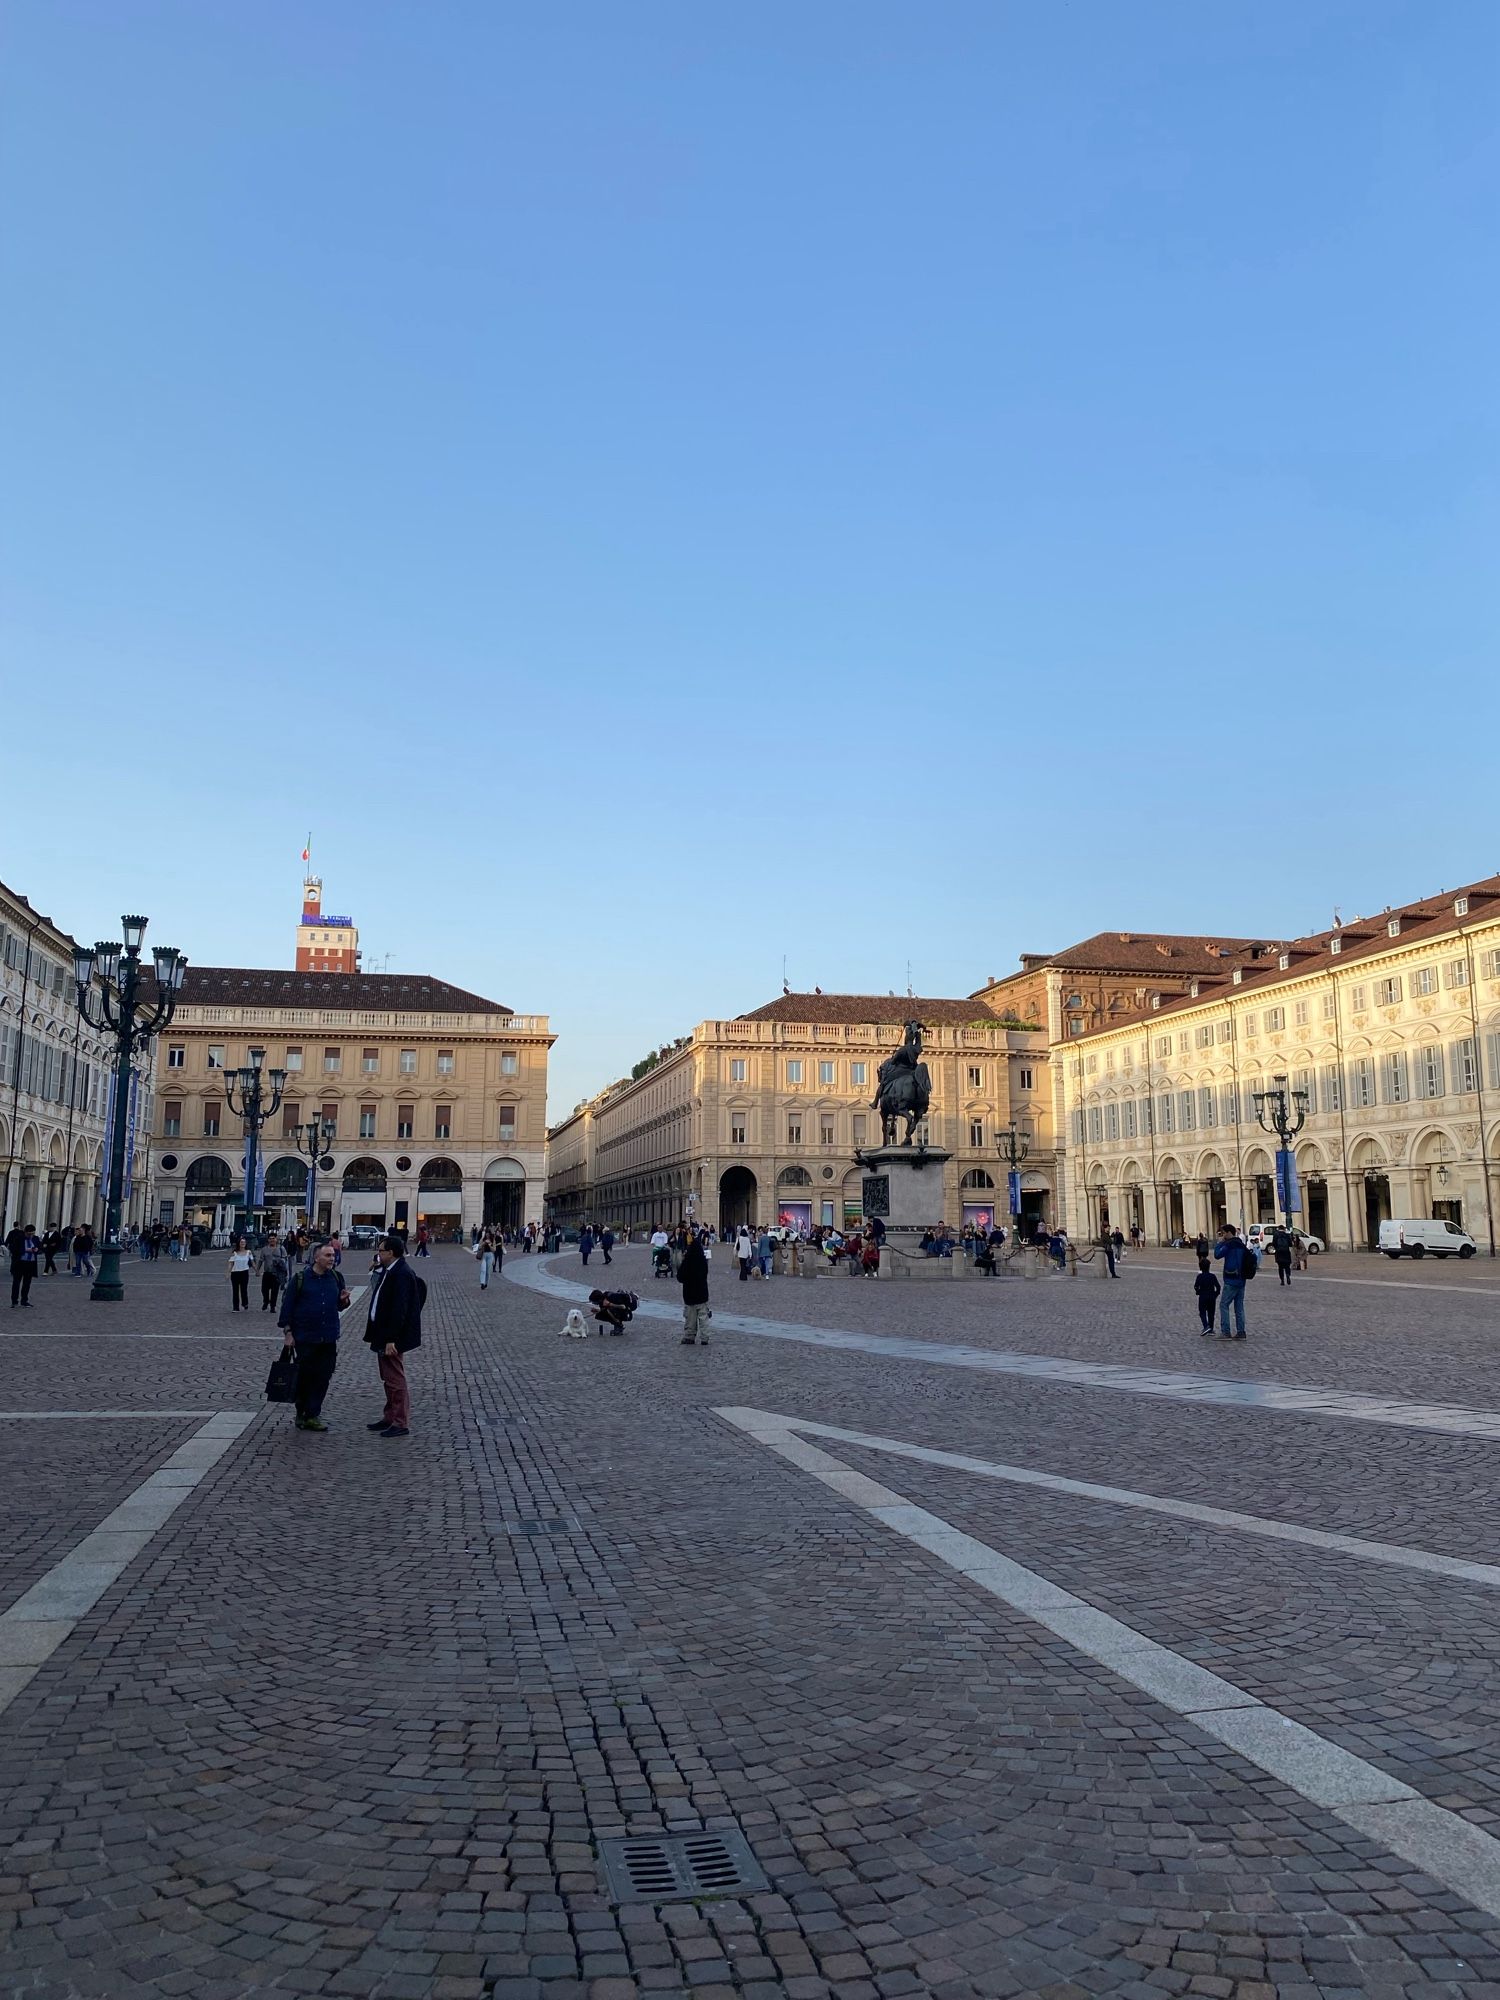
[4,1222,98,1304]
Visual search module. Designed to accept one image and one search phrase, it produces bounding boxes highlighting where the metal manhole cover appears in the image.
[493,1515,581,1536]
[598,1828,766,1903]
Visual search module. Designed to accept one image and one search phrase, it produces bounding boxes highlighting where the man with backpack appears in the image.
[362,1232,424,1438]
[1213,1223,1256,1339]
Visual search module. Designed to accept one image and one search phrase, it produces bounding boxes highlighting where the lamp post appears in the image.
[998,1119,1030,1235]
[224,1049,287,1242]
[72,918,187,1303]
[294,1113,335,1237]
[1253,1071,1309,1230]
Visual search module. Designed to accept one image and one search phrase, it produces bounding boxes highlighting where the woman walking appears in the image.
[228,1236,253,1312]
[734,1224,754,1281]
[476,1230,495,1289]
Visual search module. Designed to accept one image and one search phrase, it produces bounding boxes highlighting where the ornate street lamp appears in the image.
[73,919,187,1302]
[294,1113,336,1236]
[998,1119,1030,1231]
[1253,1071,1309,1229]
[224,1047,287,1240]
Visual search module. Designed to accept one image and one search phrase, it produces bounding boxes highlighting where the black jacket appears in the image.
[363,1258,423,1351]
[678,1241,709,1306]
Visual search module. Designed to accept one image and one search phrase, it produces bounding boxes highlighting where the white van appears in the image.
[1378,1218,1477,1260]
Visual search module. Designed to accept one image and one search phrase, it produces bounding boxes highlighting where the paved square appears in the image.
[5,1242,1500,1997]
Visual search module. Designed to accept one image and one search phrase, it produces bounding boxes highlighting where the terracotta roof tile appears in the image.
[973,932,1270,993]
[177,966,513,1014]
[737,992,1008,1027]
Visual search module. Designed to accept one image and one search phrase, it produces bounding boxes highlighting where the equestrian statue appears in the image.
[872,1019,932,1148]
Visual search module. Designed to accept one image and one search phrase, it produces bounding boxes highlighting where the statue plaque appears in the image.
[862,1174,890,1218]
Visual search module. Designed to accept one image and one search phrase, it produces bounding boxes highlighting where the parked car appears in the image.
[1378,1218,1476,1260]
[1245,1222,1324,1254]
[347,1225,381,1248]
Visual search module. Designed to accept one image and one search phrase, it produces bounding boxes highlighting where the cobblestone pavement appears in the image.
[5,1245,1500,1998]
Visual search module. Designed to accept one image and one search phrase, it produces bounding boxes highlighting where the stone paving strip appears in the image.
[510,1253,1500,1440]
[718,1404,1500,1926]
[725,1407,1500,1591]
[0,1409,254,1718]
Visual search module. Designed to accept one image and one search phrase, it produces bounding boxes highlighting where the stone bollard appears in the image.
[1021,1250,1038,1281]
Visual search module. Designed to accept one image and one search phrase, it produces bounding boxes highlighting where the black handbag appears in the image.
[265,1346,299,1403]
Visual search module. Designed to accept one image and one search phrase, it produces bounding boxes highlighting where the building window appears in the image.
[851,1114,866,1146]
[1122,1099,1136,1138]
[1106,1103,1119,1140]
[434,1105,452,1140]
[1349,986,1367,1012]
[1419,1046,1444,1098]
[1177,1089,1195,1130]
[1198,1086,1215,1127]
[851,1061,867,1088]
[207,1045,224,1070]
[437,1050,454,1075]
[786,1060,803,1085]
[359,1105,377,1139]
[321,1103,338,1136]
[969,1118,984,1147]
[1484,951,1500,981]
[1264,1007,1285,1032]
[1154,1036,1170,1058]
[163,1103,182,1138]
[498,1105,516,1137]
[1088,1106,1103,1142]
[1216,1019,1234,1042]
[1245,1013,1258,1037]
[285,1046,303,1071]
[323,1047,341,1073]
[967,1064,983,1089]
[397,1105,414,1139]
[1454,1037,1478,1093]
[1446,959,1470,989]
[1195,1024,1213,1049]
[730,1058,747,1083]
[167,1044,185,1069]
[362,1047,379,1074]
[1350,1057,1375,1108]
[820,1116,835,1146]
[400,1048,418,1074]
[819,1061,835,1086]
[787,1115,803,1144]
[1318,1065,1340,1113]
[731,1115,747,1145]
[282,1101,302,1136]
[1158,1094,1173,1133]
[1221,1084,1238,1124]
[1381,1053,1408,1103]
[1376,977,1402,1007]
[202,1102,221,1136]
[1293,999,1309,1027]
[1018,1067,1033,1090]
[500,1052,518,1076]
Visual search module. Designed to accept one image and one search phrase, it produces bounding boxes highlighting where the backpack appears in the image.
[1240,1247,1258,1282]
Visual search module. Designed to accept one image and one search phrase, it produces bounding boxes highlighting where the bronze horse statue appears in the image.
[872,1019,932,1147]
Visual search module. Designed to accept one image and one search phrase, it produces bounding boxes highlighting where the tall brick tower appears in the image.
[295,877,360,974]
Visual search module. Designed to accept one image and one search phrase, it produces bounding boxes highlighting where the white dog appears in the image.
[560,1308,589,1339]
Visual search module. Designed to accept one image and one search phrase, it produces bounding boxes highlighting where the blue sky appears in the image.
[2,2,1495,1113]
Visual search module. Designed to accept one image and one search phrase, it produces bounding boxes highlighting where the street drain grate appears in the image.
[489,1516,581,1536]
[598,1829,766,1903]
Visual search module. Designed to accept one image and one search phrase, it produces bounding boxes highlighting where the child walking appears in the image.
[1194,1258,1220,1336]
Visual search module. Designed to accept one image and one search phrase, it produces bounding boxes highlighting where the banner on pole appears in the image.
[243,1136,266,1207]
[1275,1147,1300,1216]
[123,1068,139,1203]
[1007,1169,1022,1213]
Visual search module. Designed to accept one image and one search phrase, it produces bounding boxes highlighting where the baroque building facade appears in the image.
[0,878,145,1236]
[150,968,552,1239]
[546,995,1053,1236]
[1061,878,1500,1254]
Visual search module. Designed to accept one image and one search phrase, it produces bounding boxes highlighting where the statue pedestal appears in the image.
[857,1147,960,1280]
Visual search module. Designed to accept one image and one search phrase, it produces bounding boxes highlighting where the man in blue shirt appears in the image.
[1213,1224,1252,1339]
[277,1239,351,1430]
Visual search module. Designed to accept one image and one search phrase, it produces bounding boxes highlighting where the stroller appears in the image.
[588,1287,639,1335]
[651,1241,672,1278]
